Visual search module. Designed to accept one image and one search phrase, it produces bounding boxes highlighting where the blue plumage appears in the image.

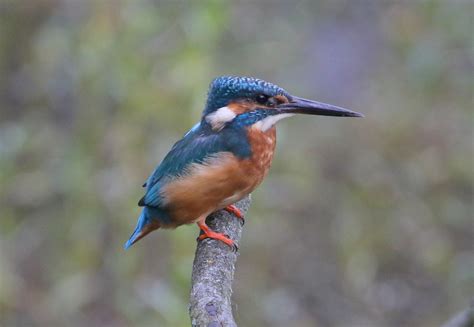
[232,109,280,127]
[124,207,166,249]
[204,76,291,115]
[124,211,147,249]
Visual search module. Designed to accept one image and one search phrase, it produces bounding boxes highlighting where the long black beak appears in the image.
[277,96,363,117]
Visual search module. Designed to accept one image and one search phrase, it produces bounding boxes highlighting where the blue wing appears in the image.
[139,122,251,208]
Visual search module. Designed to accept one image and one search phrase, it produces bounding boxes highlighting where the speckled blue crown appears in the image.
[203,76,290,115]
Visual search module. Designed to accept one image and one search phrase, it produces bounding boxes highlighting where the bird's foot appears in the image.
[224,204,245,225]
[197,221,238,252]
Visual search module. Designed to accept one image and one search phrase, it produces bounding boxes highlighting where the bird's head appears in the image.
[202,76,363,132]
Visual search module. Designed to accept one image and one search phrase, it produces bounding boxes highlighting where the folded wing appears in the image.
[138,124,230,208]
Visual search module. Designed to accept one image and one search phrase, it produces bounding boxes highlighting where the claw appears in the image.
[232,243,239,253]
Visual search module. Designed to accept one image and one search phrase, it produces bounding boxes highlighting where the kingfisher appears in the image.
[124,76,362,250]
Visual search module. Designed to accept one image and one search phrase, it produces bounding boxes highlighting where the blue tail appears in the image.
[124,209,160,250]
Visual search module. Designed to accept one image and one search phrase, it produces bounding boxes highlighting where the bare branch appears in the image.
[441,304,474,327]
[189,196,251,327]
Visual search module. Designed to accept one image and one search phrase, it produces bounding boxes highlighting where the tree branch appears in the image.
[189,196,251,327]
[441,304,474,327]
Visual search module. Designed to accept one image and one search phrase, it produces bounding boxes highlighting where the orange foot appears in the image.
[197,221,238,252]
[224,204,245,225]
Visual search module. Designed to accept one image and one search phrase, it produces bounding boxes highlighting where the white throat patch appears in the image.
[205,106,236,131]
[253,113,295,132]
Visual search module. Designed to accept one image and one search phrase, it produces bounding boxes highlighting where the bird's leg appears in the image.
[224,204,245,225]
[196,220,238,251]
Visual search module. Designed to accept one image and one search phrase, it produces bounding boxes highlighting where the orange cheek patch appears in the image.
[227,101,255,115]
[274,95,289,104]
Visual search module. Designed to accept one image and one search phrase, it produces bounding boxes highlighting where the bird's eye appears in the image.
[267,97,278,107]
[256,94,269,105]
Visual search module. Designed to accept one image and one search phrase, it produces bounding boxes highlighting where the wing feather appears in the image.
[140,124,229,208]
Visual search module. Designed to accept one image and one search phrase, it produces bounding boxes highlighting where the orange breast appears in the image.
[240,125,277,189]
[160,126,277,228]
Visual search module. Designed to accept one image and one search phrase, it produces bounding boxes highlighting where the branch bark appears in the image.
[441,304,474,327]
[189,195,251,327]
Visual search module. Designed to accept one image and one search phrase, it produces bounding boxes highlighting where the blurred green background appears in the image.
[0,1,472,326]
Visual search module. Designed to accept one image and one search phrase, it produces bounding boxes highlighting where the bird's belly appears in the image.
[160,153,256,226]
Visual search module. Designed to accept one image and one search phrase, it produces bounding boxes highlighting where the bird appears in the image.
[124,76,362,250]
